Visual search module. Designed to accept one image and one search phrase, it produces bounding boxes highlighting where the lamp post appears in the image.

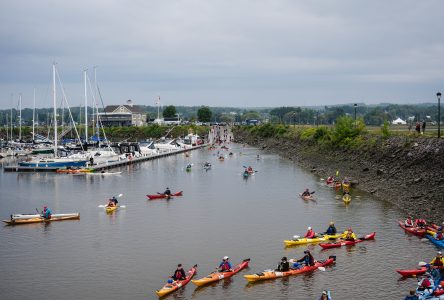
[354,103,357,128]
[437,92,441,138]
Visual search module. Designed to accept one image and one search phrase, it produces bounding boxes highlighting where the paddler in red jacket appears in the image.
[304,227,316,238]
[171,264,186,281]
[404,216,414,227]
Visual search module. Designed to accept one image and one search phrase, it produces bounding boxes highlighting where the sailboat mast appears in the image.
[32,88,35,141]
[19,94,22,141]
[53,63,57,157]
[84,69,88,143]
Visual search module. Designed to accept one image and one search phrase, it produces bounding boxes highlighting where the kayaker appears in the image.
[218,256,232,272]
[301,188,311,197]
[247,166,253,173]
[111,196,118,206]
[324,222,337,235]
[164,187,171,196]
[171,264,186,281]
[326,176,334,185]
[414,218,427,228]
[404,290,419,300]
[417,273,433,292]
[42,206,52,219]
[404,216,414,227]
[343,228,356,241]
[304,227,316,238]
[438,222,444,231]
[319,290,332,300]
[275,257,289,272]
[107,199,115,207]
[435,228,444,240]
[186,163,192,169]
[430,251,444,267]
[296,250,315,266]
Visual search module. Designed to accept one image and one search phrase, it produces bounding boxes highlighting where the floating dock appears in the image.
[3,144,206,172]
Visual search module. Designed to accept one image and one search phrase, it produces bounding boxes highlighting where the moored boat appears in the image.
[191,258,250,287]
[342,194,351,204]
[3,213,80,225]
[244,256,335,283]
[155,265,197,297]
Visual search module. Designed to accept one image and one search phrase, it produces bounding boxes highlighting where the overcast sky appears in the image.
[1,0,443,109]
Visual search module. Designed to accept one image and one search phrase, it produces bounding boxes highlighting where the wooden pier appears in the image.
[3,144,206,172]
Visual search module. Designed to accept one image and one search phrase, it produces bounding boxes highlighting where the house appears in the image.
[99,100,146,126]
[392,117,407,125]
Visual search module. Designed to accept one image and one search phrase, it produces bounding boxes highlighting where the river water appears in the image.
[0,145,438,299]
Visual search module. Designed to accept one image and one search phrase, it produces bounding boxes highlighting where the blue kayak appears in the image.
[426,235,444,248]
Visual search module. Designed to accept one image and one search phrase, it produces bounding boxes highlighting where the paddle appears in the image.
[419,261,428,267]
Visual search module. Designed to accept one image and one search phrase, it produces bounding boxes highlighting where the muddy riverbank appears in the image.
[234,127,444,222]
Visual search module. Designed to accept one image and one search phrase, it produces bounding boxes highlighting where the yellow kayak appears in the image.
[105,206,118,213]
[284,233,344,246]
[343,194,351,203]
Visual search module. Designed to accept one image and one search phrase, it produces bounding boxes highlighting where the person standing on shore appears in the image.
[422,121,426,134]
[415,122,421,134]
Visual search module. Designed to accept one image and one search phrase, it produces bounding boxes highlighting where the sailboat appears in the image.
[19,64,88,168]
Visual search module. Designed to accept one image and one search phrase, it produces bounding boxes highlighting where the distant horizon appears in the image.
[0,101,440,111]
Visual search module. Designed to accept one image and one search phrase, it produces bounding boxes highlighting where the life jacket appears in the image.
[220,261,230,271]
[305,230,315,238]
[432,257,444,267]
[174,269,184,280]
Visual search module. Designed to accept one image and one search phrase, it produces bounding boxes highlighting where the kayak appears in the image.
[105,206,118,213]
[426,235,444,248]
[319,232,376,249]
[243,172,249,178]
[398,221,426,237]
[3,213,80,225]
[342,182,350,192]
[284,233,344,246]
[342,194,351,204]
[155,265,197,297]
[396,267,427,277]
[299,193,314,201]
[146,191,183,200]
[191,258,250,287]
[11,213,78,220]
[334,182,342,190]
[243,256,336,283]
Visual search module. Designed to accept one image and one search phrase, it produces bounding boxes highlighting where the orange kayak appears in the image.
[191,258,250,287]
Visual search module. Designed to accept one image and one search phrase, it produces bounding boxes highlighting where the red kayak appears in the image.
[319,232,376,249]
[396,267,427,277]
[398,221,426,237]
[156,265,197,297]
[147,191,183,200]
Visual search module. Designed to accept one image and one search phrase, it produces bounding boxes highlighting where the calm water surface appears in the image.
[0,145,438,299]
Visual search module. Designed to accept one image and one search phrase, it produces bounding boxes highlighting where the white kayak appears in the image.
[11,213,79,220]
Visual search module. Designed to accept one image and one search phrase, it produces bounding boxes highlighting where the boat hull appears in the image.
[3,213,80,225]
[191,259,250,287]
[244,257,335,282]
[156,265,197,297]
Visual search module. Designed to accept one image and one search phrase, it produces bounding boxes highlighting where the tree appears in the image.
[163,105,177,118]
[197,106,212,122]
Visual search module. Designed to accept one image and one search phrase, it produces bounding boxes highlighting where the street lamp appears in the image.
[437,92,441,138]
[354,103,357,128]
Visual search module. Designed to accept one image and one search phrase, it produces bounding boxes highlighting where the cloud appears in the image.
[0,0,443,108]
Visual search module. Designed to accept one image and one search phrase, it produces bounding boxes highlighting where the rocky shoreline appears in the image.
[234,128,444,222]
